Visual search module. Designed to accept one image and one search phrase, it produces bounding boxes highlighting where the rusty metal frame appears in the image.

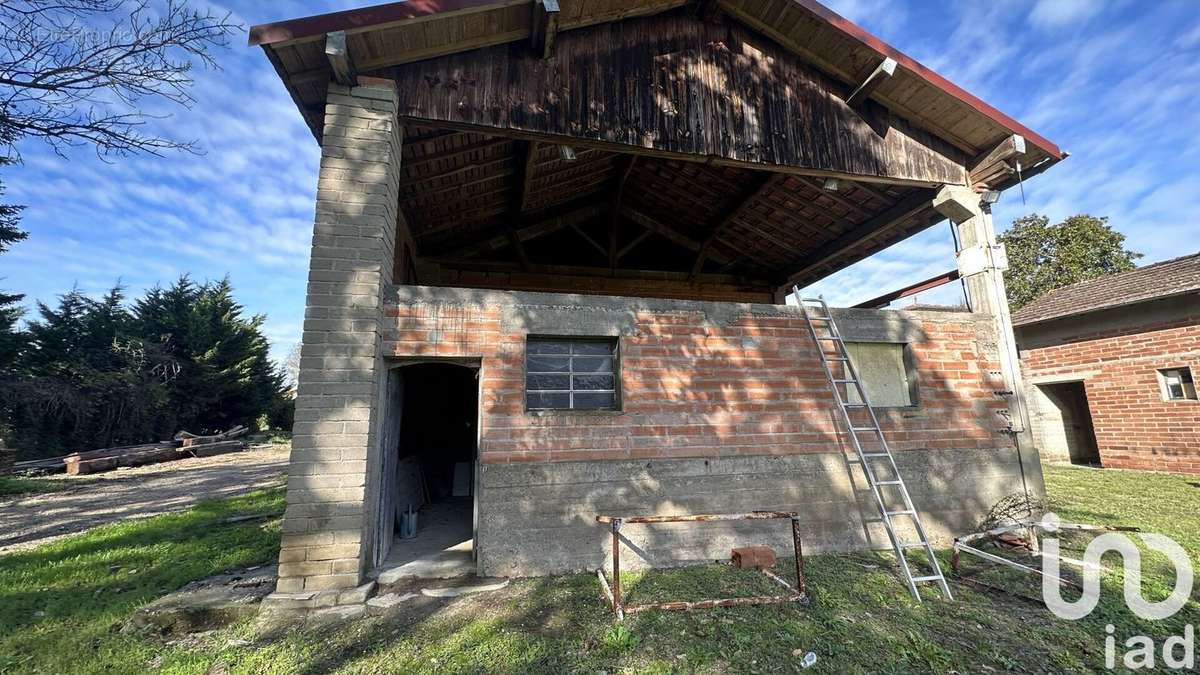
[594,511,809,620]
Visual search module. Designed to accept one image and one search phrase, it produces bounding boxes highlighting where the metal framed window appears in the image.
[1158,367,1197,401]
[525,337,619,410]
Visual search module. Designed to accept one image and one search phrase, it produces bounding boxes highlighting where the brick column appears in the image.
[273,80,402,603]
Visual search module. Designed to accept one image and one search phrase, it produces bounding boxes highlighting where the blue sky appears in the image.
[3,0,1199,363]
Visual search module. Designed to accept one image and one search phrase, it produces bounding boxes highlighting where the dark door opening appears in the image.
[380,362,479,578]
[1035,381,1101,466]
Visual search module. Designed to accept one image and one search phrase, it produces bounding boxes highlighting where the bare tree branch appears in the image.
[0,0,240,157]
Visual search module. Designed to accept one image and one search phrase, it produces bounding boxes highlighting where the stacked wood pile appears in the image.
[63,426,250,476]
[175,425,251,458]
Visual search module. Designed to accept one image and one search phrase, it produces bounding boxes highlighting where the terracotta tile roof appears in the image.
[1011,252,1200,326]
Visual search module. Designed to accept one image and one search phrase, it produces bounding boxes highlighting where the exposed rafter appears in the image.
[845,57,896,108]
[622,207,734,265]
[442,202,606,259]
[690,173,781,278]
[530,0,560,59]
[608,155,638,269]
[324,31,356,86]
[780,190,937,287]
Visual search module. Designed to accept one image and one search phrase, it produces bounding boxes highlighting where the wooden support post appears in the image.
[324,31,357,86]
[933,185,1044,497]
[846,57,897,108]
[530,0,560,59]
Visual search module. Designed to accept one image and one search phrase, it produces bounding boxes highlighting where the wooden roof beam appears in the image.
[441,202,606,259]
[621,207,735,266]
[779,189,937,287]
[608,155,637,269]
[845,57,896,108]
[530,0,560,59]
[969,134,1026,187]
[690,173,781,278]
[324,31,356,86]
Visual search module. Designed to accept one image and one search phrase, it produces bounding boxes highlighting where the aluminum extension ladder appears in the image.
[793,292,953,602]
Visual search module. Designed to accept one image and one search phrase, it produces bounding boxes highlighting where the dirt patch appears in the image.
[0,445,289,555]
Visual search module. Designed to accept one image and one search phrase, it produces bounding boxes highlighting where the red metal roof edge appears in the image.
[248,0,498,46]
[248,0,1065,160]
[790,0,1064,160]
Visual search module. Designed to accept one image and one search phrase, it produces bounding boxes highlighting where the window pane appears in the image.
[527,392,570,409]
[526,373,570,390]
[527,355,570,372]
[525,337,619,410]
[573,392,616,409]
[573,356,613,373]
[528,340,571,355]
[573,374,614,391]
[572,341,614,355]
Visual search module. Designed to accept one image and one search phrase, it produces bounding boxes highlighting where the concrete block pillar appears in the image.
[274,80,402,600]
[934,185,1045,498]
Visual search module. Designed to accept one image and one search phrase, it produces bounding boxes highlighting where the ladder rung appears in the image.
[833,378,858,384]
[911,575,944,583]
[843,402,867,407]
[887,510,916,517]
[861,452,891,458]
[876,480,903,486]
[809,317,833,322]
[825,356,850,361]
[815,335,843,341]
[850,426,879,432]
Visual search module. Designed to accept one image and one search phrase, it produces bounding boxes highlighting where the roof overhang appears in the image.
[250,0,1065,179]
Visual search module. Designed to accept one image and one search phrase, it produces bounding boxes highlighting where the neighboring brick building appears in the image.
[1014,252,1200,473]
[249,0,1064,606]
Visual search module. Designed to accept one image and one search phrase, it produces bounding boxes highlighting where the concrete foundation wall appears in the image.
[476,447,1028,576]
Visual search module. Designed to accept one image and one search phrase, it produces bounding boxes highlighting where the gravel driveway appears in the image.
[0,445,290,555]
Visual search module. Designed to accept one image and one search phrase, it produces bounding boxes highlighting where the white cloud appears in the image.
[1029,0,1104,30]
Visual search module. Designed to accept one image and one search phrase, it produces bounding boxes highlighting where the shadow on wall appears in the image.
[451,298,1025,576]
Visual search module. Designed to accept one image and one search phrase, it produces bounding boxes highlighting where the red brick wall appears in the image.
[1021,318,1200,473]
[383,294,1011,465]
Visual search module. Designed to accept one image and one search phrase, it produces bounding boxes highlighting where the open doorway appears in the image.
[378,361,479,581]
[1032,381,1100,466]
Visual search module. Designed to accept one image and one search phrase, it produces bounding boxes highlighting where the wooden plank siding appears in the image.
[383,11,968,186]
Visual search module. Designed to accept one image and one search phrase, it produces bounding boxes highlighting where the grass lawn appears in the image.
[2,464,1197,674]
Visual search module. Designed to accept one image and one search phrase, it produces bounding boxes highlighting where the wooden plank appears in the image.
[845,57,896,107]
[324,31,357,86]
[780,189,937,285]
[388,13,969,186]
